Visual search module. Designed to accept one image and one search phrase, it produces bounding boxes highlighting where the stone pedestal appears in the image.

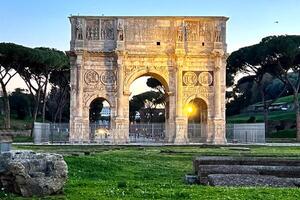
[212,119,227,144]
[165,120,176,143]
[113,117,129,144]
[69,118,90,143]
[174,117,188,144]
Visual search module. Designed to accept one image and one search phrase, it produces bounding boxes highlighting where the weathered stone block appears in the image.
[194,156,300,173]
[198,165,259,184]
[207,174,300,187]
[0,151,68,197]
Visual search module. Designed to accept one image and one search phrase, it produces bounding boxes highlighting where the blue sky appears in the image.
[1,0,300,91]
[1,0,299,53]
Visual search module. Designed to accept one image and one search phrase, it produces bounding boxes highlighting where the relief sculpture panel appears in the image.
[86,19,99,40]
[182,71,214,86]
[83,69,117,92]
[84,70,99,86]
[101,19,115,40]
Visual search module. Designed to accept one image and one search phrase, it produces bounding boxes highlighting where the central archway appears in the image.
[127,72,170,143]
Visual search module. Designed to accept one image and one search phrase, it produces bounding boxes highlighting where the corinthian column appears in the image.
[214,53,222,119]
[174,65,188,144]
[117,57,124,118]
[212,49,226,144]
[113,54,129,144]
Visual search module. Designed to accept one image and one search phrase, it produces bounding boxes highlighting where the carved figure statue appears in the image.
[117,22,124,41]
[75,18,83,40]
[177,26,183,41]
[204,23,211,42]
[214,23,221,42]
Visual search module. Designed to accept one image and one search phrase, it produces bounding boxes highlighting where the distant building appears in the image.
[244,102,290,113]
[100,107,111,117]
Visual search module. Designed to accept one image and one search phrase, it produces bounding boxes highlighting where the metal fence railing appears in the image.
[33,122,265,144]
[188,123,205,143]
[34,122,69,144]
[226,123,265,143]
[129,123,165,143]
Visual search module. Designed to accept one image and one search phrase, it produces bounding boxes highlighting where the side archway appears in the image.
[88,97,112,141]
[184,98,208,142]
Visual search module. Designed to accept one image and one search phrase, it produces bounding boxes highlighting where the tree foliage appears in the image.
[0,43,69,130]
[129,91,165,122]
[9,88,33,120]
[227,35,300,138]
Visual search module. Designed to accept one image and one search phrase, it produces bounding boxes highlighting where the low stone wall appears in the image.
[193,156,300,187]
[0,151,68,197]
[0,130,31,137]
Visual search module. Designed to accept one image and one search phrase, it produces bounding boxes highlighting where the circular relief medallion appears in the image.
[183,72,198,86]
[84,70,99,85]
[100,71,116,86]
[198,72,213,86]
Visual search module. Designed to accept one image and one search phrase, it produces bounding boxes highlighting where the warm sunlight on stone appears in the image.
[68,16,228,144]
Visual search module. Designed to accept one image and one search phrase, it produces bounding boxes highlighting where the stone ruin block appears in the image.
[192,156,300,187]
[0,151,68,197]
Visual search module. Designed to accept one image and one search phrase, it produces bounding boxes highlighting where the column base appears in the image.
[165,121,176,143]
[212,138,227,144]
[69,117,90,143]
[112,117,129,144]
[174,117,188,144]
[212,118,227,144]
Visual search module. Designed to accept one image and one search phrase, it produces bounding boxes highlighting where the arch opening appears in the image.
[185,98,208,142]
[89,97,111,141]
[128,74,169,142]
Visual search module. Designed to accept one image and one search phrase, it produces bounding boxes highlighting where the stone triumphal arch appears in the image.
[68,16,228,144]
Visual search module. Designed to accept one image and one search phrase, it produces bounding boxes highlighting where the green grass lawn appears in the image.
[227,94,299,124]
[1,145,300,200]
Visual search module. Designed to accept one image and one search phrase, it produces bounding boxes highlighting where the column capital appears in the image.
[123,90,131,96]
[212,49,225,57]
